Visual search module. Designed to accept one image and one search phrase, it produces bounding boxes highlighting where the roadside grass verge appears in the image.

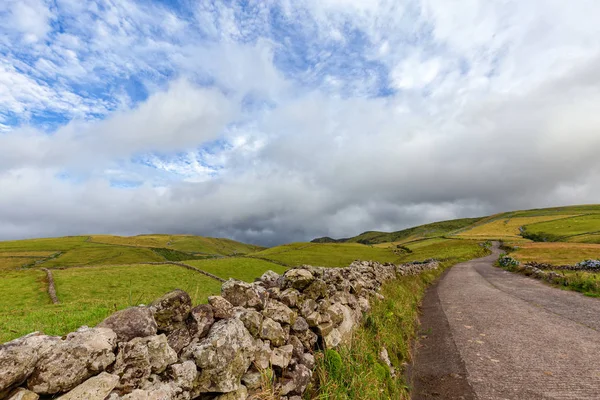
[251,243,401,268]
[311,239,490,399]
[184,257,288,281]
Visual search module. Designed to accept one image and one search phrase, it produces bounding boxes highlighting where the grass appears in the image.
[184,257,288,281]
[0,257,41,271]
[455,215,577,241]
[522,214,600,242]
[41,245,165,268]
[0,264,222,343]
[391,238,489,263]
[88,234,263,255]
[0,236,90,252]
[251,242,402,268]
[511,242,600,265]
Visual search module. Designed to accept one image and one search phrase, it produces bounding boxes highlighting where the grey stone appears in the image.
[281,364,311,395]
[5,388,39,400]
[259,270,281,288]
[241,369,262,390]
[97,307,157,343]
[214,385,248,400]
[303,279,328,300]
[0,333,59,396]
[222,279,263,309]
[151,290,192,332]
[56,372,119,400]
[187,304,214,339]
[233,308,263,337]
[283,269,314,290]
[270,345,294,369]
[259,318,286,347]
[27,327,117,395]
[262,300,296,325]
[291,317,309,332]
[279,288,299,308]
[192,319,256,393]
[169,360,197,391]
[208,296,234,319]
[298,299,317,318]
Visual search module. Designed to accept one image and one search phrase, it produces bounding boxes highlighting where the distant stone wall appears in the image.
[0,259,439,400]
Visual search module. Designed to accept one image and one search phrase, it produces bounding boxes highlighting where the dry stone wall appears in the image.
[0,260,439,400]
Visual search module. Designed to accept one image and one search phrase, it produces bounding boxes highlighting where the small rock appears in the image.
[208,296,234,319]
[169,360,197,390]
[192,319,256,393]
[187,304,214,339]
[270,345,294,369]
[303,279,328,300]
[262,300,296,325]
[214,384,248,400]
[241,369,263,390]
[298,353,315,370]
[151,290,192,333]
[56,372,119,400]
[97,307,157,343]
[283,269,314,290]
[279,288,299,308]
[282,364,311,395]
[27,327,117,395]
[291,317,309,332]
[260,318,286,347]
[259,270,281,288]
[324,328,342,348]
[222,279,264,309]
[234,308,263,337]
[298,299,318,318]
[5,388,39,400]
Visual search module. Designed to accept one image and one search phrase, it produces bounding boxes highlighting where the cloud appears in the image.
[1,0,600,245]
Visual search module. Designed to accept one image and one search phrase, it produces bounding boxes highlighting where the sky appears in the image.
[1,0,600,246]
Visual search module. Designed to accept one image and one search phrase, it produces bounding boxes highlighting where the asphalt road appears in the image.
[411,244,600,399]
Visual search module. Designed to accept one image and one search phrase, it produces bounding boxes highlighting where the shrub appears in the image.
[498,254,520,268]
[324,349,343,380]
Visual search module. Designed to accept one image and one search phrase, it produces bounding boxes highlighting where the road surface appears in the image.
[410,244,600,399]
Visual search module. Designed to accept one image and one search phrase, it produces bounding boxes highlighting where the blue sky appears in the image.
[1,0,600,244]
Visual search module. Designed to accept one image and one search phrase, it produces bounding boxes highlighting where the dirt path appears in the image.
[411,244,600,399]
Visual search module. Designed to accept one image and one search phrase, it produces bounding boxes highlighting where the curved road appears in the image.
[411,244,600,399]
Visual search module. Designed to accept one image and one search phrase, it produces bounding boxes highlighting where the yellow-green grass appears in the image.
[523,214,600,242]
[455,215,577,241]
[89,234,263,255]
[0,257,40,271]
[511,242,600,265]
[0,236,90,252]
[0,264,222,343]
[184,257,288,282]
[0,251,58,257]
[566,233,600,244]
[252,243,401,268]
[393,238,489,264]
[41,245,165,268]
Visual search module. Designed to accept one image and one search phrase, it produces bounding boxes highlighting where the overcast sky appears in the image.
[1,0,600,245]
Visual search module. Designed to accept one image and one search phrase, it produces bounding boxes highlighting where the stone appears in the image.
[291,317,309,332]
[281,364,311,396]
[259,318,286,347]
[0,333,59,397]
[294,330,318,351]
[166,326,192,354]
[120,383,181,400]
[324,328,342,348]
[169,360,197,391]
[5,388,39,400]
[254,340,273,370]
[97,307,157,343]
[279,288,299,308]
[298,299,317,318]
[233,308,263,337]
[287,335,304,358]
[214,385,248,400]
[270,345,294,369]
[221,279,263,309]
[259,270,281,288]
[305,312,321,328]
[298,353,315,370]
[303,279,328,300]
[112,334,177,393]
[241,369,262,390]
[187,304,214,339]
[357,297,370,313]
[262,300,296,325]
[326,304,345,326]
[192,319,256,393]
[56,372,119,400]
[316,321,335,337]
[151,290,192,333]
[208,296,234,319]
[27,327,117,395]
[283,269,314,290]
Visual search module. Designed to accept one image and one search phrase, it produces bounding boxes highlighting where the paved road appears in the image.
[411,244,600,399]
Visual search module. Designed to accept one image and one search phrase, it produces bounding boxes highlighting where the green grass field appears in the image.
[522,214,600,242]
[251,242,402,267]
[185,257,287,281]
[0,264,223,343]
